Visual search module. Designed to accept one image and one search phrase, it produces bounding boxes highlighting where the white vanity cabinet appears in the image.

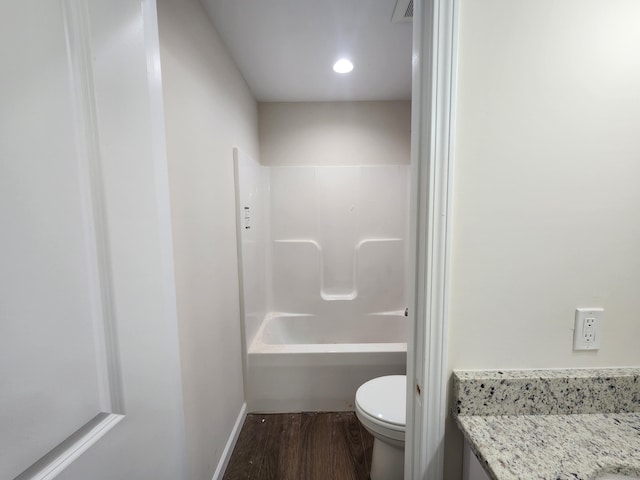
[463,440,491,480]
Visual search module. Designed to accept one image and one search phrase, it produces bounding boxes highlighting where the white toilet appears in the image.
[355,375,406,480]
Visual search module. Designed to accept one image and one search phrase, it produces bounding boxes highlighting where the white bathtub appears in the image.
[247,312,407,412]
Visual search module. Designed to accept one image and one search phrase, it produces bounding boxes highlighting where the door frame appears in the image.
[405,0,459,479]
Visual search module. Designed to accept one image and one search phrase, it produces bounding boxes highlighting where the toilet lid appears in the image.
[355,375,406,427]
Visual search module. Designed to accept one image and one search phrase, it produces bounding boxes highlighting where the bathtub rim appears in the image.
[249,341,408,355]
[248,310,409,352]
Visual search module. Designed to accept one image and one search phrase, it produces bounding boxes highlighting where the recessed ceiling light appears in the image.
[333,58,354,74]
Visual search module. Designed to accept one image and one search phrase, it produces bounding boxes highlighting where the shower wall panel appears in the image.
[269,165,409,316]
[234,149,269,348]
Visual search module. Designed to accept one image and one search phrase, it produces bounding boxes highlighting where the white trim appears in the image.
[61,0,124,415]
[141,0,189,478]
[212,402,247,480]
[16,414,124,480]
[232,147,251,402]
[405,0,458,479]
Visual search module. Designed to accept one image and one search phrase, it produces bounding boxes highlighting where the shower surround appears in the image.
[234,149,409,411]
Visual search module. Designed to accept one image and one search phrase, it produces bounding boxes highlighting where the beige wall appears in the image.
[157,0,259,478]
[259,101,411,165]
[446,0,640,478]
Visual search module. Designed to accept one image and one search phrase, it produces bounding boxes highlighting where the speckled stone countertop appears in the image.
[453,368,640,480]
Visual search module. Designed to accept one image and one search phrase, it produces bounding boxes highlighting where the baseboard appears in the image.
[211,402,247,480]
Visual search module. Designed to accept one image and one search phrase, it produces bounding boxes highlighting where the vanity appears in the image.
[452,368,640,480]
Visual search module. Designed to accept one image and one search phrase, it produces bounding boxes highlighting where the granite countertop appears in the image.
[453,368,640,480]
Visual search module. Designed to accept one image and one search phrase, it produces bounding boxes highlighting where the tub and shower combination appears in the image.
[248,311,407,411]
[234,149,409,412]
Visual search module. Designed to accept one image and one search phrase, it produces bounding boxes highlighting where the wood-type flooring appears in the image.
[222,412,374,480]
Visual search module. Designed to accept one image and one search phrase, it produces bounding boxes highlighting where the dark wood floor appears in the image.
[223,412,373,480]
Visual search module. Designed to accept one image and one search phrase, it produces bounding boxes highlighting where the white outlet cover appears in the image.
[573,308,604,351]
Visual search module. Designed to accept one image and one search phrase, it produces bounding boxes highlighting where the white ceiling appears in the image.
[200,0,413,102]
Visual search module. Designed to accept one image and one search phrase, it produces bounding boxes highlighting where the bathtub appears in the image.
[247,312,407,412]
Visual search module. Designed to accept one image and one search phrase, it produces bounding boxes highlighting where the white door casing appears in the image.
[0,1,186,479]
[405,0,458,479]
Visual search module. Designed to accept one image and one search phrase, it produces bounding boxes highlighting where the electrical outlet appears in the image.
[573,308,604,350]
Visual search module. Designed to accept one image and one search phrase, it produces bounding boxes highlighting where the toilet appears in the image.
[355,375,406,480]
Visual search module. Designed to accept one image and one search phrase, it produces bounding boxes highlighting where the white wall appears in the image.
[259,101,411,166]
[157,0,259,478]
[446,0,640,478]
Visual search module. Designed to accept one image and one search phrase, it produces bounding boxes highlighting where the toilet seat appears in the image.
[355,375,406,444]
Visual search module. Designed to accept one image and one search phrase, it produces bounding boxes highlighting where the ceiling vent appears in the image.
[392,0,413,23]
